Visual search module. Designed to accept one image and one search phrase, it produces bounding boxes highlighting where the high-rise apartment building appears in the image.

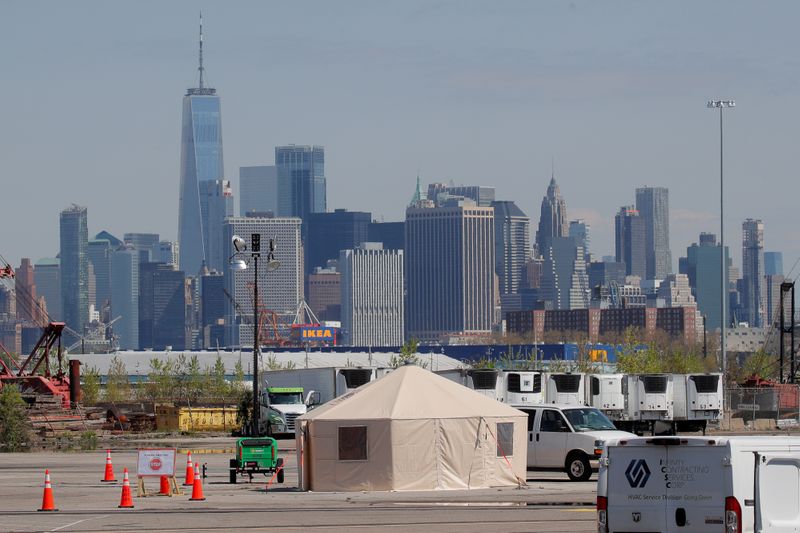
[615,206,646,279]
[405,200,494,341]
[199,179,233,272]
[742,218,766,327]
[178,18,224,276]
[635,186,672,280]
[491,200,531,295]
[657,274,696,308]
[34,258,60,321]
[305,209,371,275]
[275,145,325,221]
[60,205,89,337]
[340,243,404,346]
[685,233,730,331]
[239,165,278,216]
[765,274,786,327]
[540,236,589,310]
[139,263,186,350]
[535,177,568,258]
[111,246,140,349]
[223,216,303,347]
[588,261,626,292]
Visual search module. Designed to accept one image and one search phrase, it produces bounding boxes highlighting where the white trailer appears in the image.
[598,435,800,533]
[671,372,723,433]
[434,369,504,401]
[586,373,626,419]
[502,370,544,406]
[544,373,585,406]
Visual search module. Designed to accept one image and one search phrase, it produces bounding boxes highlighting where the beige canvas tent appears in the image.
[295,364,527,491]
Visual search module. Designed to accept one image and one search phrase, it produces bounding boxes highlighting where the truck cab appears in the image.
[260,386,317,437]
[514,404,636,481]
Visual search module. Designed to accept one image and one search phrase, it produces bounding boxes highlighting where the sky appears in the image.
[1,1,799,274]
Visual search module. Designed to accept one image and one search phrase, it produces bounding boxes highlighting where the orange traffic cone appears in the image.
[118,468,134,508]
[38,469,58,512]
[101,449,116,482]
[183,452,194,486]
[189,463,205,501]
[159,475,170,495]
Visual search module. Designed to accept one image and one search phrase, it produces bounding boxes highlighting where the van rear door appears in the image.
[607,439,725,532]
[607,443,668,532]
[755,452,800,532]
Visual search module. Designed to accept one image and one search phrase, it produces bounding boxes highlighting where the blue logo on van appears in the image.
[625,459,651,488]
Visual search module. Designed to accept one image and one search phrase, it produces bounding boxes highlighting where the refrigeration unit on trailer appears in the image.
[672,373,723,433]
[545,373,585,406]
[615,374,673,433]
[586,373,626,420]
[597,435,800,533]
[503,370,543,406]
[263,366,378,405]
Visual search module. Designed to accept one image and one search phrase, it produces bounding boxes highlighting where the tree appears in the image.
[390,338,427,368]
[0,384,33,451]
[81,366,101,406]
[105,356,130,403]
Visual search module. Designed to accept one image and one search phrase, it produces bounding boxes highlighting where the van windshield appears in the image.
[563,408,616,431]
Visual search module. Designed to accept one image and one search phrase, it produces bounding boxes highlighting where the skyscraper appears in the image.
[87,238,113,318]
[535,177,568,258]
[635,186,671,279]
[275,145,325,221]
[569,219,590,255]
[491,200,531,296]
[178,16,224,276]
[200,179,234,272]
[405,199,494,341]
[764,251,784,277]
[239,166,278,216]
[123,233,160,264]
[34,258,60,321]
[742,218,766,327]
[685,233,730,330]
[340,243,404,346]
[111,246,140,350]
[60,205,89,337]
[15,258,39,324]
[223,216,304,347]
[139,263,186,350]
[615,206,646,279]
[305,209,371,275]
[540,236,589,310]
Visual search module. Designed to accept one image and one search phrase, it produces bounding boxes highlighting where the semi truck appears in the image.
[260,367,389,435]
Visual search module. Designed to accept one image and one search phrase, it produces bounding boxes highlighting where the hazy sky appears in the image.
[2,1,799,274]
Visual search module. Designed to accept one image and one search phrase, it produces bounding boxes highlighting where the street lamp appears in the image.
[229,234,280,436]
[707,99,734,376]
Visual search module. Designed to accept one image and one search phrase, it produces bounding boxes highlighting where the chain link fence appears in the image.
[724,386,800,429]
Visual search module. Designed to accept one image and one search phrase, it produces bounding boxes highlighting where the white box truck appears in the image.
[597,435,800,533]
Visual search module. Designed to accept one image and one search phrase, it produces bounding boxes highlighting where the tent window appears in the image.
[338,426,368,461]
[496,422,514,457]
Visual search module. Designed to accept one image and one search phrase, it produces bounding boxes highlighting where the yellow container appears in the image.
[155,405,238,432]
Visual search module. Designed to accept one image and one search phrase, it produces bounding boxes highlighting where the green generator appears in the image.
[229,437,284,484]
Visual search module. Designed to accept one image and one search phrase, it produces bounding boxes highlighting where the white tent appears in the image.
[296,364,527,492]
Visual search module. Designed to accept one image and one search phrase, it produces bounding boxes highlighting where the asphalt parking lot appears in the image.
[0,437,598,532]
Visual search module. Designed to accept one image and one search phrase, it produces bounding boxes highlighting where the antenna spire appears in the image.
[198,11,204,90]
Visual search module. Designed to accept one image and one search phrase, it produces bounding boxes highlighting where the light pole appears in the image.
[707,99,735,377]
[230,234,279,436]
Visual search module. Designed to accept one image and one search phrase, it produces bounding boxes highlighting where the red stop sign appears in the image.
[150,457,163,471]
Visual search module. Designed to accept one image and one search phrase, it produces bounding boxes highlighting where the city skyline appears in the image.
[1,2,799,273]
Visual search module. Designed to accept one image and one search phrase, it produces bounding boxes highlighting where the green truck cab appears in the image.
[229,437,284,484]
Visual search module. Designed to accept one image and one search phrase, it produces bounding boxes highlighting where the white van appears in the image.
[597,435,800,533]
[514,404,635,481]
